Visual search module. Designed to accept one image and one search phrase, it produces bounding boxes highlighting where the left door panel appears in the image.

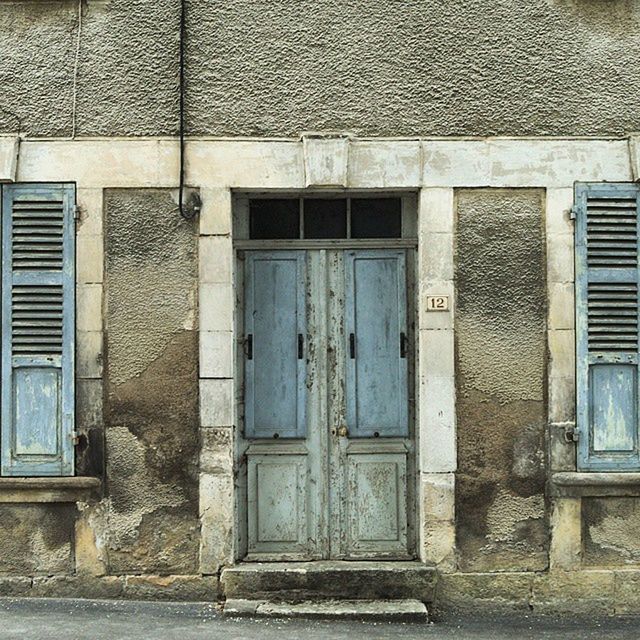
[244,251,312,557]
[244,251,307,439]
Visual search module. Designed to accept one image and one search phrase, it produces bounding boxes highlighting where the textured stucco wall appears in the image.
[583,498,640,567]
[0,2,76,136]
[2,0,640,137]
[455,189,548,572]
[104,189,199,575]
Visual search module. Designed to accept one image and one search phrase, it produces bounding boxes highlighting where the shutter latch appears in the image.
[564,425,579,443]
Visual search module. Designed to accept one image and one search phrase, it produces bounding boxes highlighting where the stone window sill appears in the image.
[551,472,640,497]
[0,477,101,503]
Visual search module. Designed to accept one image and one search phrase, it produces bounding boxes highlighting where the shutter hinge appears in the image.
[564,426,579,443]
[569,206,578,220]
[73,204,80,220]
[70,430,80,446]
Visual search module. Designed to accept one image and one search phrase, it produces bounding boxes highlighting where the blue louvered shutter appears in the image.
[575,183,640,470]
[1,184,75,476]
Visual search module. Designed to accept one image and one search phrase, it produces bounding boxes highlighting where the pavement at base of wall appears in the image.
[0,598,640,640]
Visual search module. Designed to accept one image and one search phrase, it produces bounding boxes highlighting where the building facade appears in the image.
[0,0,639,612]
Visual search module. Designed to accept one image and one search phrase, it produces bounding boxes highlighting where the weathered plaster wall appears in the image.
[2,1,640,137]
[104,189,199,575]
[583,498,640,567]
[455,189,548,572]
[0,505,75,575]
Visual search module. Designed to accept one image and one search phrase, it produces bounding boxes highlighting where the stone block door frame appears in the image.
[196,136,457,573]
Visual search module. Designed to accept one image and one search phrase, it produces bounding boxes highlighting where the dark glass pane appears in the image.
[303,199,347,239]
[350,198,402,238]
[249,199,300,239]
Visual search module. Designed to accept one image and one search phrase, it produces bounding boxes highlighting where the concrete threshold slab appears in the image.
[221,561,436,603]
[223,598,429,622]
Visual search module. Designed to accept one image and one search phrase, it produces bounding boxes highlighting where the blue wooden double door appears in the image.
[242,249,415,560]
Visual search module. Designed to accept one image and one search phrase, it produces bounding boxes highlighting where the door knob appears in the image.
[337,425,349,437]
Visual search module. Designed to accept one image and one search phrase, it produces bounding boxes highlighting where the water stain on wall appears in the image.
[583,497,640,566]
[104,189,199,575]
[455,188,548,572]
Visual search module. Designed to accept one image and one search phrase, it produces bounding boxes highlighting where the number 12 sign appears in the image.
[426,295,450,311]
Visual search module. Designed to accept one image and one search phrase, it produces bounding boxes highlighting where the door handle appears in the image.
[337,425,349,437]
[246,334,253,360]
[349,333,356,359]
[400,332,408,358]
[298,333,304,360]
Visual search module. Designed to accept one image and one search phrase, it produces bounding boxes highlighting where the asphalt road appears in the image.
[0,598,639,640]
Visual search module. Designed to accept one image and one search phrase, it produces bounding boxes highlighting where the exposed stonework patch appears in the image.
[76,501,108,577]
[0,505,74,576]
[435,572,534,612]
[455,189,548,572]
[104,427,186,547]
[484,489,546,544]
[105,189,199,575]
[583,498,640,567]
[14,574,219,602]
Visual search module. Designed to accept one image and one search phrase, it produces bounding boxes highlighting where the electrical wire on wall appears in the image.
[71,0,83,139]
[179,0,200,220]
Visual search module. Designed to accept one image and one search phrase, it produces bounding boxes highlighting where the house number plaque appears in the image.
[426,295,450,311]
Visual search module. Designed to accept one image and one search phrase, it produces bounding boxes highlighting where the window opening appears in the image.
[249,198,299,239]
[303,198,347,239]
[351,198,402,239]
[248,197,403,240]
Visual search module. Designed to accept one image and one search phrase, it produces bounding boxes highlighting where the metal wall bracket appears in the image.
[564,425,580,443]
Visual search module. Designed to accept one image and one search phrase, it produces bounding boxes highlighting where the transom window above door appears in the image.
[248,197,403,240]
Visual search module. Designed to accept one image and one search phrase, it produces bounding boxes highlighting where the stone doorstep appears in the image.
[220,561,436,603]
[223,598,429,622]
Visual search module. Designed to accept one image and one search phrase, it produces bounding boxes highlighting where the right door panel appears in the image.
[346,443,408,556]
[344,250,409,438]
[335,249,412,559]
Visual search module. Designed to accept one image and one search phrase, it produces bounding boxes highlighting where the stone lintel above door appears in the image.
[302,133,351,188]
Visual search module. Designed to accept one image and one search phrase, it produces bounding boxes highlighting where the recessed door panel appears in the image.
[244,251,306,439]
[13,367,61,457]
[590,363,637,453]
[346,446,408,556]
[345,250,408,437]
[247,450,309,555]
